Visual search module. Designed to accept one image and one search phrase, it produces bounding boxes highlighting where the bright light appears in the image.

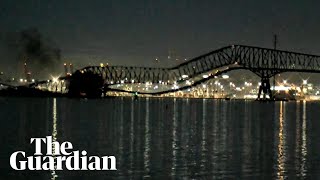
[100,63,104,67]
[52,77,59,83]
[202,84,207,88]
[172,85,179,89]
[202,75,209,78]
[182,75,188,79]
[32,79,35,83]
[283,80,287,84]
[303,80,307,85]
[19,79,23,82]
[222,74,229,79]
[271,86,291,91]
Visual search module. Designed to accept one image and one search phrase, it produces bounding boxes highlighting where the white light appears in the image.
[19,79,23,82]
[51,75,60,83]
[182,75,188,79]
[202,84,207,88]
[236,87,242,91]
[32,79,35,82]
[283,80,287,84]
[303,80,307,85]
[131,80,135,83]
[121,80,124,84]
[202,75,209,78]
[222,74,229,79]
[172,84,179,89]
[186,80,191,85]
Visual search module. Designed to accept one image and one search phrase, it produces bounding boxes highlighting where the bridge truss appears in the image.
[75,45,320,99]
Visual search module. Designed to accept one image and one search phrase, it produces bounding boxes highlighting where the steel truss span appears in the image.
[80,45,320,85]
[76,45,320,98]
[33,44,320,99]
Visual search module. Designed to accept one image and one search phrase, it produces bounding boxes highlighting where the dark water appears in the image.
[0,97,320,179]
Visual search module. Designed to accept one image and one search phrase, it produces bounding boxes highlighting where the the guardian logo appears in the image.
[10,136,117,171]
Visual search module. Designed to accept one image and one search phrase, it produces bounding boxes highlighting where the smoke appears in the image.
[1,28,61,79]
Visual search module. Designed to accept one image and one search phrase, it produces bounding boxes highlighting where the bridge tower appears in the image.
[257,77,273,100]
[256,35,278,101]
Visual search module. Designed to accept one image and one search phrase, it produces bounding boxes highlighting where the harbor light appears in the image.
[52,77,59,83]
[202,75,209,78]
[303,80,308,85]
[222,74,229,79]
[181,75,189,79]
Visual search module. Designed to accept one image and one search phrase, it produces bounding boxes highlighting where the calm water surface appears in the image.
[0,97,320,179]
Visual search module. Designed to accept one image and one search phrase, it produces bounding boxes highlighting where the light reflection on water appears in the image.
[0,98,320,179]
[51,98,58,180]
[277,101,286,179]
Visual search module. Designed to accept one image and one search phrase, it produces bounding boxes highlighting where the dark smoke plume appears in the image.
[2,28,61,79]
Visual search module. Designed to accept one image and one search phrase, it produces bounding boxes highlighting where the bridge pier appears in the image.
[257,77,273,101]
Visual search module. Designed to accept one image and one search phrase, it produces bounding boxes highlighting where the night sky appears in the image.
[0,0,320,77]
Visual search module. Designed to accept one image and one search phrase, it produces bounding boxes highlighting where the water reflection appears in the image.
[301,101,307,177]
[51,98,58,180]
[130,98,135,175]
[277,101,286,179]
[0,98,319,179]
[171,98,177,176]
[143,98,150,178]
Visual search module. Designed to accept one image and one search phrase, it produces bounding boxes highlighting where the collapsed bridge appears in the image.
[35,44,320,99]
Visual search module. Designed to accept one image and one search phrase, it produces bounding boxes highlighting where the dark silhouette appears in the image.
[67,70,104,98]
